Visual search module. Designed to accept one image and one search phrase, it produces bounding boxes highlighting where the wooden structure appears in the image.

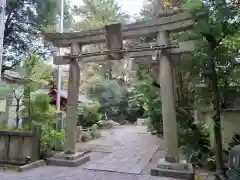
[45,10,197,177]
[0,129,40,165]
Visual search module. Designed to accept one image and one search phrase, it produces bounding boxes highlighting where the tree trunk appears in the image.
[16,99,20,129]
[107,61,112,80]
[23,85,31,130]
[223,78,229,109]
[210,55,224,173]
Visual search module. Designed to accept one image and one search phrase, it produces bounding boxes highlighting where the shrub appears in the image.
[227,133,240,152]
[227,134,240,180]
[40,125,64,158]
[21,93,56,126]
[134,76,163,135]
[179,116,214,168]
[77,102,101,127]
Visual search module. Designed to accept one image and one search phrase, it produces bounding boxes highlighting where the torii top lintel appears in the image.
[45,11,195,47]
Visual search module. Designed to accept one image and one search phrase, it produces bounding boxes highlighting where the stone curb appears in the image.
[18,160,46,172]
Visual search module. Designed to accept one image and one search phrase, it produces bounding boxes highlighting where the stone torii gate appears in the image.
[45,10,196,179]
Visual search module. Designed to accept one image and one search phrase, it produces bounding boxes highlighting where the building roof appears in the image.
[2,70,92,103]
[2,70,22,83]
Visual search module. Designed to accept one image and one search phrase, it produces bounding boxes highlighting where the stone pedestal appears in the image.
[56,111,65,131]
[151,159,194,180]
[46,152,90,167]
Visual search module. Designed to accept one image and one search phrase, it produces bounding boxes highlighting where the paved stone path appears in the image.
[0,125,178,180]
[83,126,159,174]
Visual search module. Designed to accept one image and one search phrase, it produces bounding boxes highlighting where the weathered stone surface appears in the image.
[46,151,90,167]
[0,136,8,161]
[45,11,194,46]
[18,160,46,172]
[0,131,39,164]
[151,168,194,180]
[83,127,159,174]
[151,159,194,180]
[46,155,90,167]
[76,126,82,143]
[158,31,179,162]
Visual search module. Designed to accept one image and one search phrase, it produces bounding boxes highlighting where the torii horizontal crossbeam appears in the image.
[53,41,195,65]
[45,11,194,47]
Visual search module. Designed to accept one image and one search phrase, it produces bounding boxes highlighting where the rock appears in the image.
[81,131,92,142]
[103,120,120,129]
[76,126,82,143]
[97,120,120,129]
[92,124,98,131]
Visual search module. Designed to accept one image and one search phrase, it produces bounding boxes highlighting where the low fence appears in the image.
[0,128,40,165]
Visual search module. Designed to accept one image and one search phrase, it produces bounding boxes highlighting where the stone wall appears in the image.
[0,129,40,165]
[198,110,240,150]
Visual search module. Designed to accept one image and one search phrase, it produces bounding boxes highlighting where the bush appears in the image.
[40,125,64,158]
[134,76,163,135]
[21,93,56,126]
[77,102,101,127]
[227,133,240,152]
[179,116,214,168]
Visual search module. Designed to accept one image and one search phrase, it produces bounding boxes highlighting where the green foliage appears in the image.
[227,133,240,152]
[21,93,56,125]
[0,124,21,131]
[227,133,240,180]
[180,0,240,171]
[86,76,127,121]
[0,81,13,99]
[73,0,129,30]
[18,53,54,128]
[127,87,146,123]
[77,102,101,127]
[179,116,214,167]
[40,125,64,156]
[133,70,163,134]
[20,53,53,91]
[3,0,73,69]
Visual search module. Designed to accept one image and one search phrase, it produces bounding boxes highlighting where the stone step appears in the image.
[151,167,194,180]
[46,152,90,167]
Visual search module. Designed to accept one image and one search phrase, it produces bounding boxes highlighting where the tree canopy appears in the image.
[2,0,73,72]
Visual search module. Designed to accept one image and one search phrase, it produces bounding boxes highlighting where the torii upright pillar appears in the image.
[151,31,194,180]
[46,23,124,167]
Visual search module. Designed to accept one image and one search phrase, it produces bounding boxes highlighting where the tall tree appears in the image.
[2,0,73,73]
[72,0,130,81]
[73,0,129,30]
[180,0,239,173]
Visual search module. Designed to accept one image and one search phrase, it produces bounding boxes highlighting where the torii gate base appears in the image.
[151,159,194,180]
[46,151,90,167]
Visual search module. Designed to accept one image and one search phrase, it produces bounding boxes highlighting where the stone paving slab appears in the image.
[83,141,159,174]
[0,166,180,180]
